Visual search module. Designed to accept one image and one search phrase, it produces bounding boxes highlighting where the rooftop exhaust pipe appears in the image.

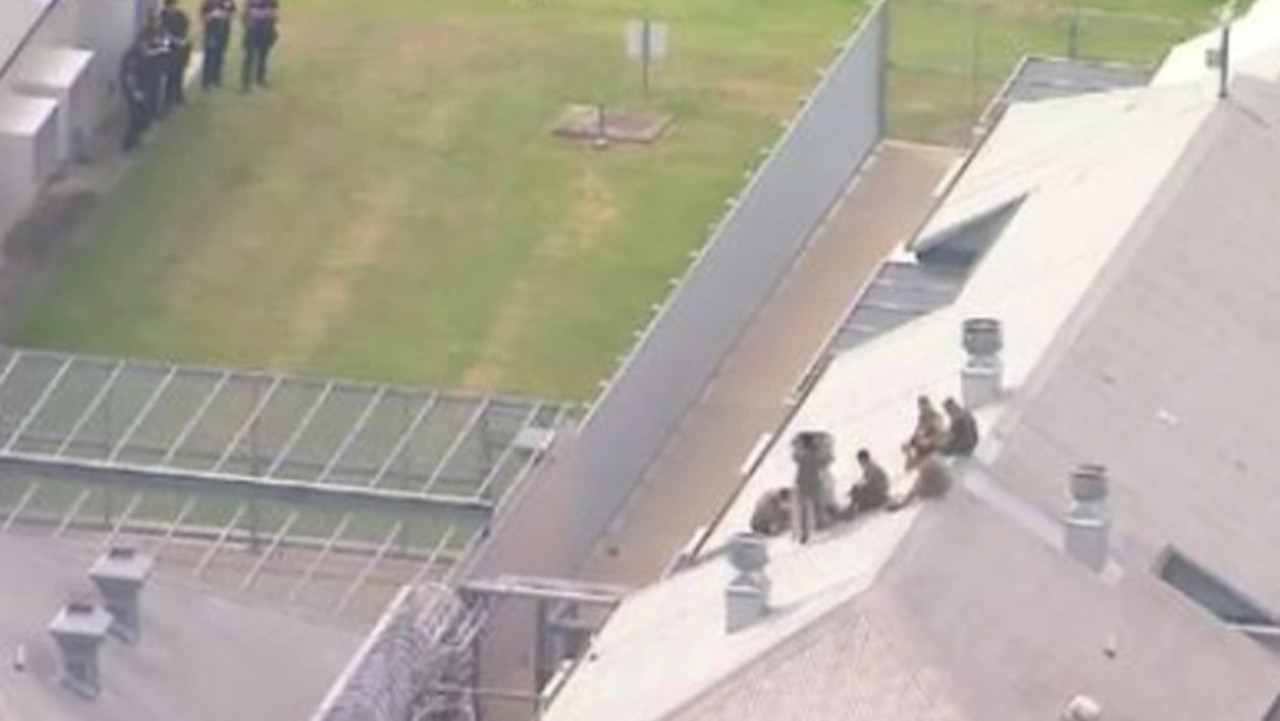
[961,318,1003,408]
[1064,464,1110,573]
[725,533,770,633]
[89,547,153,644]
[48,601,113,699]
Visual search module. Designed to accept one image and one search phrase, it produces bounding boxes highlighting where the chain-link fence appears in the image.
[888,0,1210,144]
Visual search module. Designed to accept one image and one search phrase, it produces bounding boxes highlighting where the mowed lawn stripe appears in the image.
[17,0,857,399]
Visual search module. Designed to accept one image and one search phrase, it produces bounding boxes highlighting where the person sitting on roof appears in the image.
[836,448,890,522]
[939,397,979,458]
[750,487,794,537]
[902,395,947,471]
[887,453,953,511]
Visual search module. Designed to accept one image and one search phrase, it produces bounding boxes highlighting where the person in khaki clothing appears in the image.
[940,397,979,458]
[902,396,946,471]
[750,488,794,537]
[888,453,953,511]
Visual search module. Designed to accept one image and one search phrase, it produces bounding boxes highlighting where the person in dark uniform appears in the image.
[159,0,193,110]
[120,37,151,152]
[140,20,170,120]
[200,0,236,89]
[241,0,279,92]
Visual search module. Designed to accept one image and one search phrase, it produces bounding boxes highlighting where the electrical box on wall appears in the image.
[15,47,95,165]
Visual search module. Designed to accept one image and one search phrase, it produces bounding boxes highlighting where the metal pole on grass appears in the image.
[641,18,652,101]
[1067,2,1081,59]
[969,2,983,133]
[593,103,609,149]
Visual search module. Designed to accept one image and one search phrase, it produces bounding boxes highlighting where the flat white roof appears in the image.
[1152,0,1280,85]
[14,47,93,90]
[0,93,57,135]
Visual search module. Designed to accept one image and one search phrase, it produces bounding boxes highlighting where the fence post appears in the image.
[1067,3,1082,59]
[969,3,984,132]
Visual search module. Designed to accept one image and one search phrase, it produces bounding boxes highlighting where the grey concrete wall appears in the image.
[565,0,888,563]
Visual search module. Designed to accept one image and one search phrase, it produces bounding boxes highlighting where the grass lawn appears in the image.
[888,0,1233,142]
[13,0,863,401]
[12,0,1237,400]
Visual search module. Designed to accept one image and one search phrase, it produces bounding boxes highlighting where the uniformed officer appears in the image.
[120,37,151,152]
[240,0,279,93]
[140,20,170,120]
[200,0,236,89]
[159,0,193,110]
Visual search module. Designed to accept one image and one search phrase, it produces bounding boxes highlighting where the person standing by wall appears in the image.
[140,21,169,122]
[120,37,151,152]
[200,0,236,89]
[159,0,193,110]
[241,0,279,93]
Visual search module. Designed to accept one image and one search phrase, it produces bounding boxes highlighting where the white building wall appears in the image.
[14,48,95,165]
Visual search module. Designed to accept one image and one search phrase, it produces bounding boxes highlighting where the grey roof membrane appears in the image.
[989,74,1280,625]
[669,498,1280,721]
[982,56,1150,128]
[830,260,967,352]
[828,196,1023,354]
[0,532,362,721]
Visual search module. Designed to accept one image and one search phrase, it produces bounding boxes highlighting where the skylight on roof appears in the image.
[1158,547,1277,629]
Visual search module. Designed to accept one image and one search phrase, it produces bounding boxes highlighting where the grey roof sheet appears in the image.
[983,57,1150,127]
[831,261,968,352]
[0,532,363,721]
[989,73,1280,619]
[670,498,1280,721]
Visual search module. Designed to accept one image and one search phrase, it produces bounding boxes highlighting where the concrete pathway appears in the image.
[582,140,962,586]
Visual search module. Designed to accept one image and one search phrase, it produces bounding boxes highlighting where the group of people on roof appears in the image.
[750,395,979,543]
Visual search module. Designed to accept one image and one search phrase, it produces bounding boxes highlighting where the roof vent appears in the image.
[1062,694,1103,720]
[961,318,1003,408]
[89,547,153,644]
[48,601,113,699]
[724,533,770,633]
[1063,464,1110,573]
